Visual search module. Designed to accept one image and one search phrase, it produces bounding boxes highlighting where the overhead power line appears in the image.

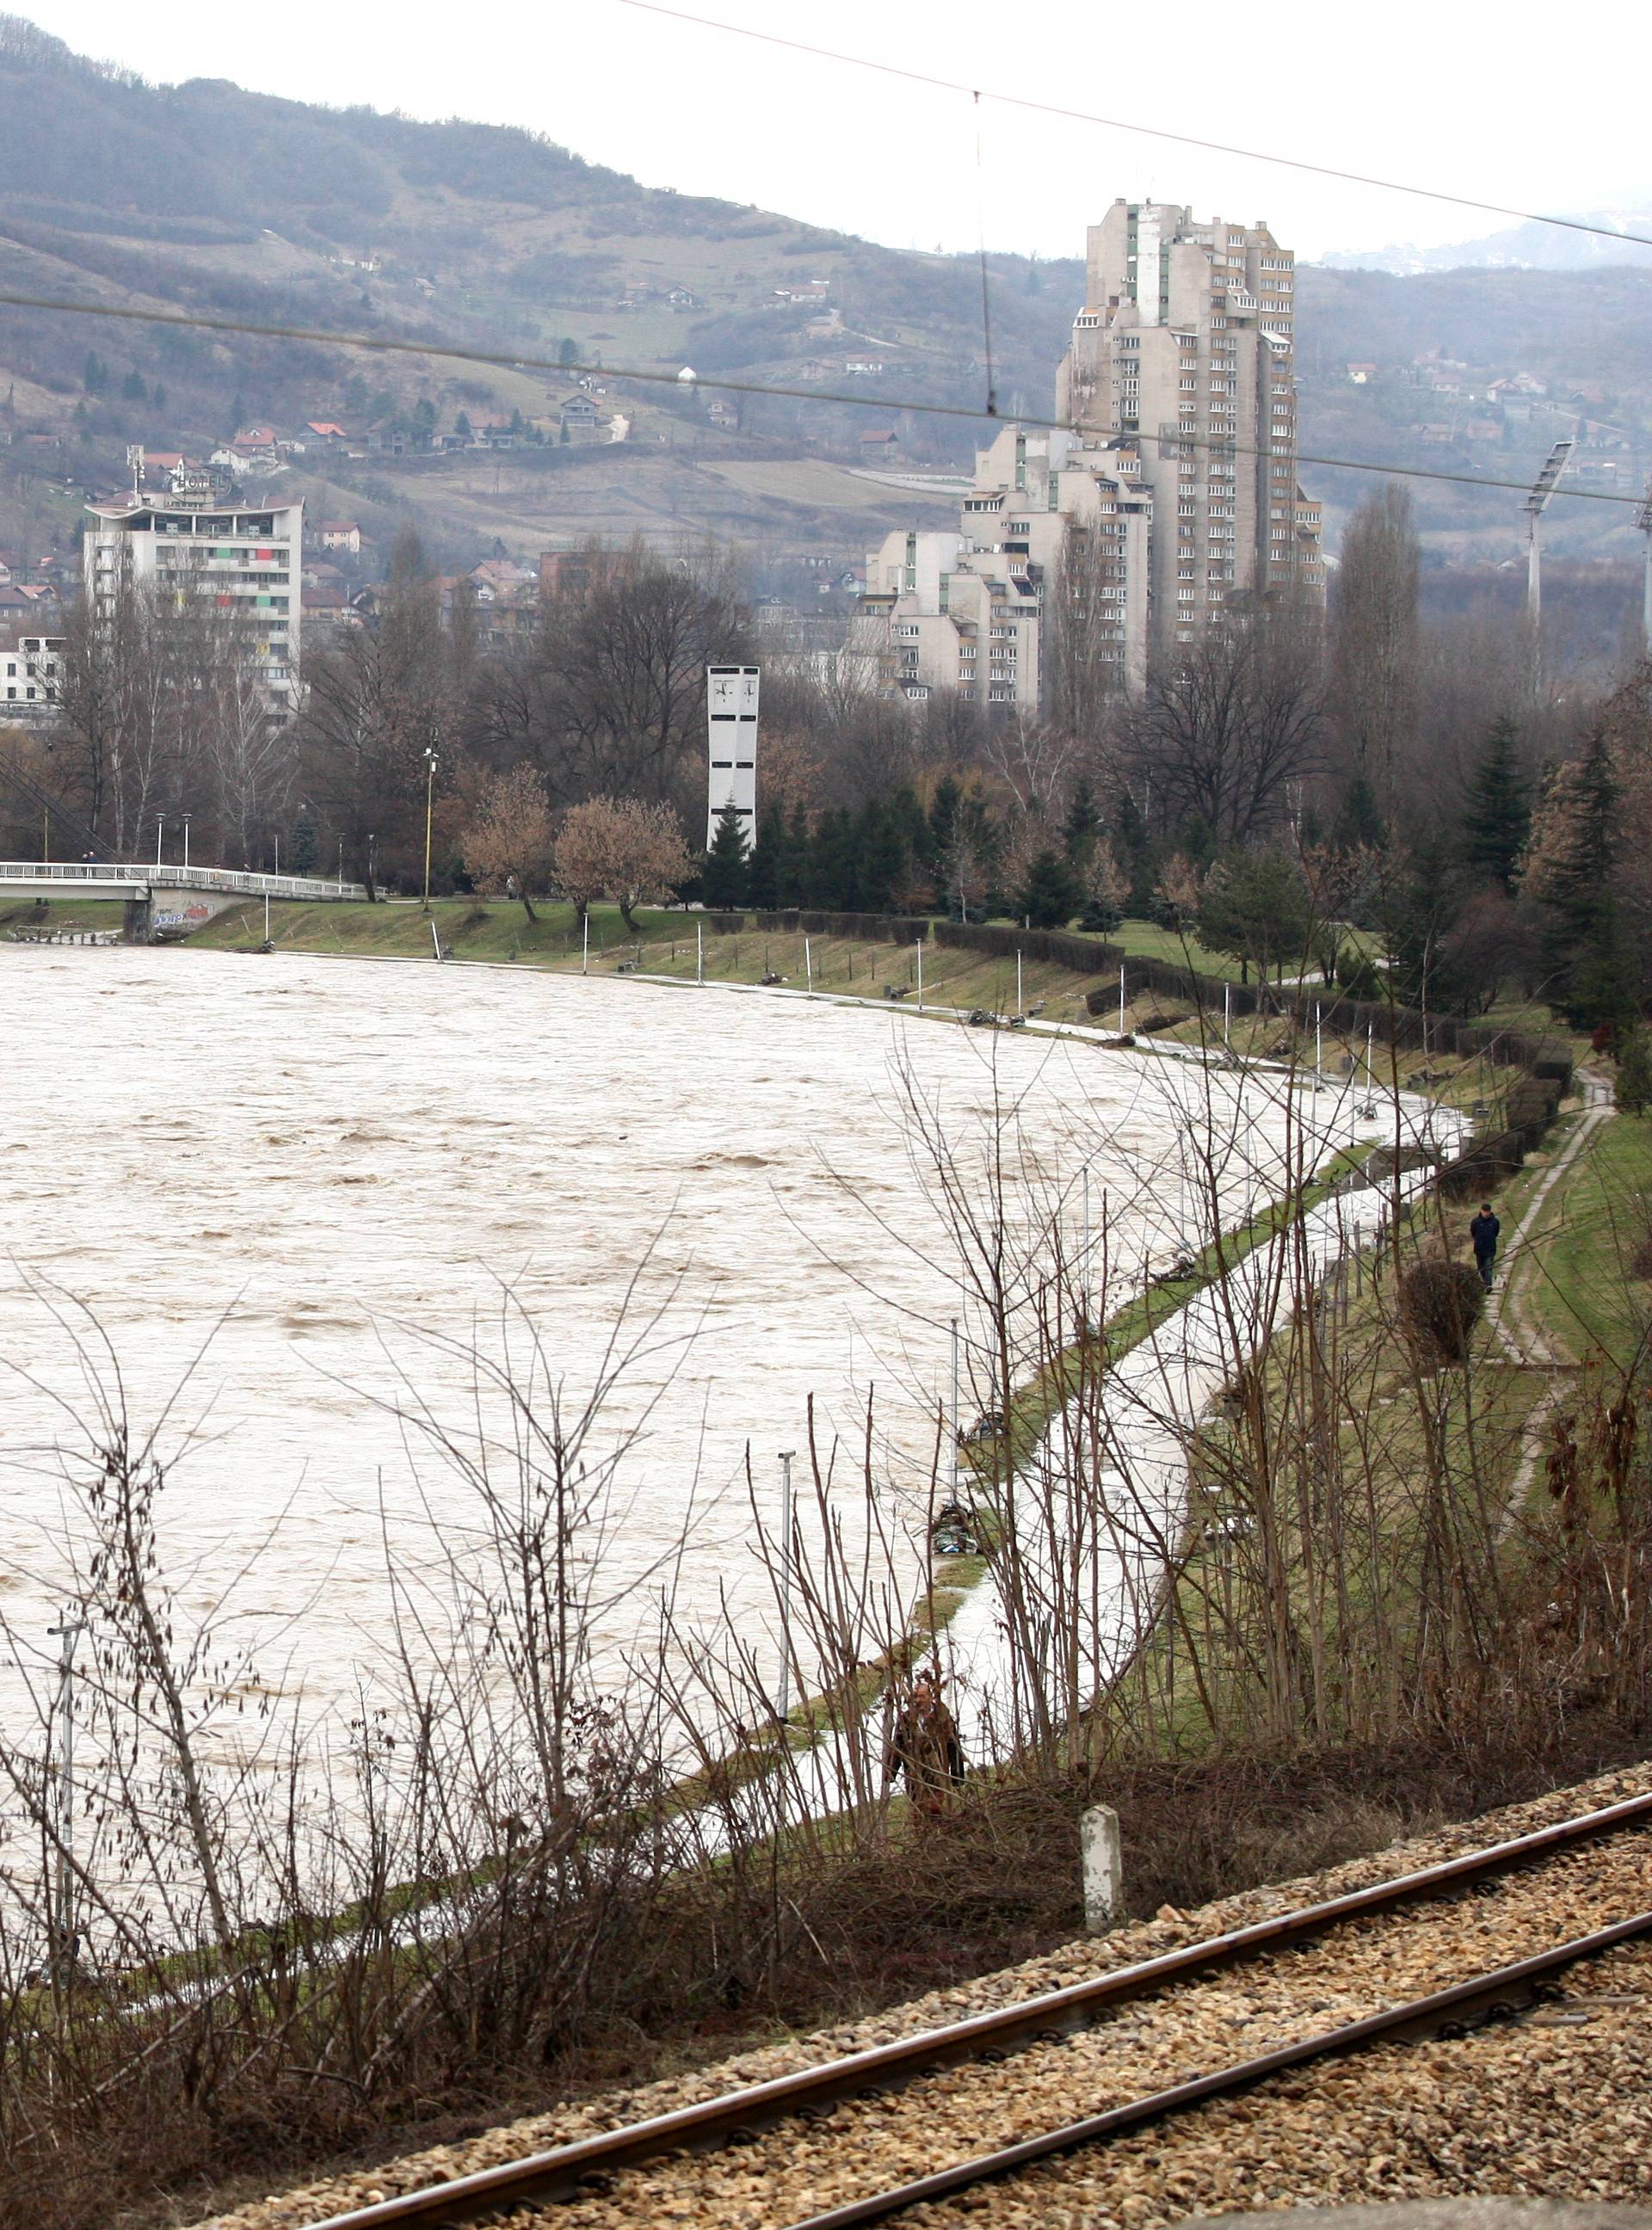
[608,0,1652,254]
[0,280,1639,508]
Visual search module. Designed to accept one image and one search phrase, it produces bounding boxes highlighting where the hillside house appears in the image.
[468,416,517,450]
[1346,361,1377,383]
[667,284,700,308]
[304,421,352,450]
[706,399,739,429]
[859,428,899,453]
[318,521,362,554]
[558,392,603,440]
[470,557,536,594]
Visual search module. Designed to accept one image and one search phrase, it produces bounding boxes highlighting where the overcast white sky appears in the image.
[16,0,1649,262]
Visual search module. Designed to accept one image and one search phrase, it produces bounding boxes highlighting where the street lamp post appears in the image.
[180,813,193,872]
[155,816,165,869]
[422,748,440,912]
[367,830,376,900]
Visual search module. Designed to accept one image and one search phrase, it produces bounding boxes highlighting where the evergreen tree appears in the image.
[1015,847,1081,930]
[151,382,166,411]
[1112,794,1155,916]
[856,801,907,914]
[290,811,319,877]
[1331,770,1384,853]
[1460,717,1530,892]
[121,369,146,403]
[887,785,933,889]
[928,774,961,866]
[1063,777,1099,864]
[784,804,811,907]
[83,350,108,395]
[806,808,858,909]
[746,804,786,910]
[1617,1026,1652,1117]
[700,800,750,910]
[1198,850,1314,985]
[1538,730,1636,1032]
[558,337,579,366]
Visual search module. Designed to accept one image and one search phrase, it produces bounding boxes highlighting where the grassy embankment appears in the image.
[1147,1069,1649,1753]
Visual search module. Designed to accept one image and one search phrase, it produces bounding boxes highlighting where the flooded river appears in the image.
[0,947,1295,1761]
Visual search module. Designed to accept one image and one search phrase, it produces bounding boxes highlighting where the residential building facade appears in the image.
[858,420,1153,713]
[82,489,302,718]
[1056,200,1324,648]
[0,633,65,722]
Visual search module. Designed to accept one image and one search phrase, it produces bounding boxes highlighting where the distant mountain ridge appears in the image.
[1325,207,1652,275]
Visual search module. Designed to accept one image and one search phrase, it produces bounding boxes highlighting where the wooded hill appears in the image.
[0,13,1648,578]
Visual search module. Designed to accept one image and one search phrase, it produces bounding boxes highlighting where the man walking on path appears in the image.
[1470,1201,1501,1291]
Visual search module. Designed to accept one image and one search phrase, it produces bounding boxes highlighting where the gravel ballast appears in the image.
[189,1763,1652,2230]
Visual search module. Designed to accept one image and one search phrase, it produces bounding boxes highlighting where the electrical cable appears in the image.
[0,280,1637,509]
[607,0,1652,253]
[0,279,1631,510]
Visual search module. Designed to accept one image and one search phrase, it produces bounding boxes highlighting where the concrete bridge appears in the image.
[0,860,367,940]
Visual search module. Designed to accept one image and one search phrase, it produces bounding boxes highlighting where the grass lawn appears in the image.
[1501,1104,1652,1372]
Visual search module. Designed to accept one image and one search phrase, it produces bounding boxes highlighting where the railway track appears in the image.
[295,1786,1652,2230]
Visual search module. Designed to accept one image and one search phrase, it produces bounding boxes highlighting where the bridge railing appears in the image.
[0,862,367,901]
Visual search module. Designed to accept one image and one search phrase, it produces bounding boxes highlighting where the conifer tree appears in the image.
[1616,1026,1652,1117]
[746,804,786,910]
[700,800,750,910]
[1331,769,1384,853]
[1063,777,1099,865]
[1461,717,1530,892]
[1015,847,1081,930]
[1531,730,1636,1032]
[856,801,907,914]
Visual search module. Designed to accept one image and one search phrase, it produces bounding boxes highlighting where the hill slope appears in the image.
[0,13,1647,580]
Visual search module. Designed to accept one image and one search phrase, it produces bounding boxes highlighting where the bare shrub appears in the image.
[1398,1257,1485,1362]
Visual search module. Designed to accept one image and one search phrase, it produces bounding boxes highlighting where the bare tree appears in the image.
[1124,603,1325,848]
[552,794,692,930]
[462,764,556,920]
[1329,485,1420,803]
[1045,515,1131,746]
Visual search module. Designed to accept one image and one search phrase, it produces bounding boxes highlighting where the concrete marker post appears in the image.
[1081,1803,1122,1931]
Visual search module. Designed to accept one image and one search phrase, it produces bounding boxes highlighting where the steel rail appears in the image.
[789,1909,1652,2229]
[303,1787,1652,2228]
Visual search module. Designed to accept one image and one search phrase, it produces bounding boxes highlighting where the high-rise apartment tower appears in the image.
[83,484,302,718]
[1057,201,1322,648]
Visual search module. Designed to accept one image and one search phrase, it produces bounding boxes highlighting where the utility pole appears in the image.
[1637,474,1652,656]
[47,1606,85,1969]
[776,1450,797,1724]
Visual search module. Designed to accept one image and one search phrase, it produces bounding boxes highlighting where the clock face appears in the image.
[713,679,735,702]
